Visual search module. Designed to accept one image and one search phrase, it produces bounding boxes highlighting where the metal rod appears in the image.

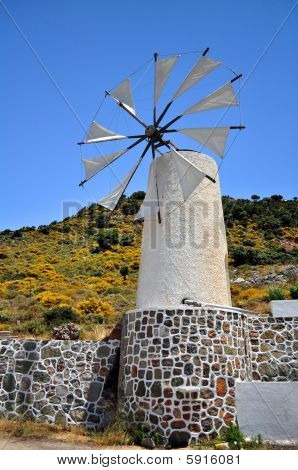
[167,141,216,184]
[77,134,145,145]
[151,142,162,224]
[116,141,151,203]
[159,114,183,132]
[153,52,158,126]
[156,48,211,127]
[230,74,242,83]
[105,90,148,128]
[126,135,148,151]
[155,100,173,127]
[78,135,147,187]
[163,126,246,133]
[205,174,216,184]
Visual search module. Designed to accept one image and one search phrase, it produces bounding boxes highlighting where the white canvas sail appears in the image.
[178,127,230,157]
[82,151,126,182]
[85,121,126,143]
[98,158,141,211]
[154,56,179,105]
[183,82,238,115]
[171,149,206,200]
[110,79,135,115]
[173,55,221,100]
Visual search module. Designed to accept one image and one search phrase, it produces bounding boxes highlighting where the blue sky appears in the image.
[1,0,297,230]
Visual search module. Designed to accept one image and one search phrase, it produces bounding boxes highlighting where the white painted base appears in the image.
[136,151,231,309]
[271,300,298,318]
[236,382,298,442]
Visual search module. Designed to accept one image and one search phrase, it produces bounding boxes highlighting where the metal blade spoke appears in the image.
[105,90,148,128]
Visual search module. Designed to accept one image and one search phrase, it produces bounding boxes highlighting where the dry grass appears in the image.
[81,324,116,341]
[0,418,133,447]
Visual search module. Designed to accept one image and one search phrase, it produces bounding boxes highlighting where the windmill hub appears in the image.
[145,125,156,137]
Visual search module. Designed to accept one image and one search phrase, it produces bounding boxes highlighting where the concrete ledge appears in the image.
[236,382,298,442]
[271,300,298,318]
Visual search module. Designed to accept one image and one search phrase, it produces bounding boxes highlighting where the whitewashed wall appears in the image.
[136,151,231,308]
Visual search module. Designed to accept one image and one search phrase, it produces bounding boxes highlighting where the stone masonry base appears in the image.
[118,306,298,445]
[0,307,297,446]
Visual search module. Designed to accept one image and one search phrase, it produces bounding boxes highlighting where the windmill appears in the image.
[78,49,245,309]
[78,48,244,217]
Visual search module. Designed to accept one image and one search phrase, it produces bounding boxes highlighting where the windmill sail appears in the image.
[178,127,230,157]
[82,151,126,182]
[173,55,221,100]
[171,149,206,200]
[98,158,141,211]
[85,121,127,143]
[154,56,179,105]
[183,82,238,115]
[110,79,135,115]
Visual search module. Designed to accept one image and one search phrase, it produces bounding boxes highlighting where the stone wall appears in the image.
[118,307,249,444]
[0,308,297,444]
[0,339,120,429]
[118,307,298,445]
[246,315,298,381]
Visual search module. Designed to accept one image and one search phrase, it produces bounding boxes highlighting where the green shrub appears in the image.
[85,227,96,236]
[120,266,129,280]
[44,306,78,326]
[11,230,23,239]
[289,285,298,299]
[37,225,50,235]
[0,311,11,323]
[87,268,103,277]
[83,314,104,324]
[24,320,46,336]
[58,225,71,233]
[0,272,27,282]
[121,200,142,215]
[95,214,109,228]
[131,423,149,446]
[96,228,119,250]
[119,234,134,246]
[268,287,285,301]
[243,239,255,247]
[243,434,264,449]
[105,287,122,295]
[129,191,145,201]
[220,423,246,450]
[230,246,298,267]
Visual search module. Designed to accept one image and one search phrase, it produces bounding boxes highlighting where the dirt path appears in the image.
[0,436,142,450]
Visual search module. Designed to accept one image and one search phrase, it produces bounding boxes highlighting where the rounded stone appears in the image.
[169,431,190,448]
[2,373,16,393]
[216,377,227,397]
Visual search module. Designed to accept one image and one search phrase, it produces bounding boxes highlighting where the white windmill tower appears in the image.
[78,48,244,309]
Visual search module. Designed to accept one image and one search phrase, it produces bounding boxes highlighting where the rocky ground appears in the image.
[231,265,298,287]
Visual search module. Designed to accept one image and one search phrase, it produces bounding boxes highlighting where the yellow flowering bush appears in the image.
[236,288,268,302]
[76,297,114,316]
[35,291,72,307]
[91,280,112,294]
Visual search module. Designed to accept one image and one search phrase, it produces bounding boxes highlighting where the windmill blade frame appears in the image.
[78,50,244,220]
[98,141,151,211]
[79,135,147,186]
[155,47,221,127]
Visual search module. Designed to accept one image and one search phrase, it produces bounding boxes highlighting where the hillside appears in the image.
[0,193,297,338]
